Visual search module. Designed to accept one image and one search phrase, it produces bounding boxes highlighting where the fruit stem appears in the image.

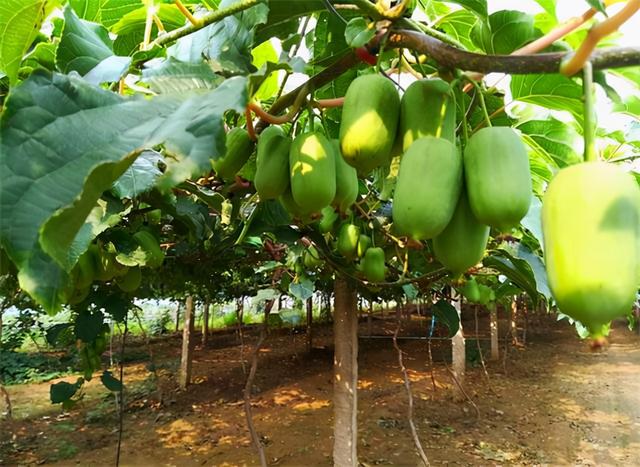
[456,86,469,147]
[582,61,597,162]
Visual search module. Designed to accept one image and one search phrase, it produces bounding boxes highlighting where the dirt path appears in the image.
[2,317,640,466]
[544,325,640,465]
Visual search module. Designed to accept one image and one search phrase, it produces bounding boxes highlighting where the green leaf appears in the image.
[50,378,83,404]
[86,55,132,84]
[254,0,323,44]
[532,0,556,17]
[517,118,581,167]
[510,74,584,124]
[483,249,540,304]
[100,370,123,391]
[57,6,114,75]
[520,196,544,251]
[67,198,129,267]
[112,150,163,198]
[611,66,640,86]
[110,3,185,56]
[471,10,536,54]
[100,0,142,29]
[0,0,47,84]
[21,42,57,73]
[0,72,247,312]
[402,283,418,301]
[432,299,460,338]
[436,10,479,51]
[170,0,269,72]
[289,277,314,301]
[442,0,487,17]
[69,0,105,22]
[515,244,551,300]
[250,39,279,100]
[417,0,451,22]
[344,17,375,48]
[110,3,184,35]
[75,309,104,342]
[142,57,223,94]
[585,0,607,15]
[46,323,73,346]
[614,95,640,119]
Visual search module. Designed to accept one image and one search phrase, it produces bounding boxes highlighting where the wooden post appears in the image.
[511,297,519,345]
[306,297,313,353]
[451,292,465,387]
[179,296,194,390]
[522,297,529,345]
[175,301,181,333]
[490,302,499,361]
[333,278,358,467]
[202,300,210,347]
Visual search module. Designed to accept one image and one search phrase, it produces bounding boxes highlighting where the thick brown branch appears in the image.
[388,29,640,74]
[255,52,359,132]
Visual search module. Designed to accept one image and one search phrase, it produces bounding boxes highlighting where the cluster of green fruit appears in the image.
[339,74,532,276]
[66,230,164,303]
[212,123,359,217]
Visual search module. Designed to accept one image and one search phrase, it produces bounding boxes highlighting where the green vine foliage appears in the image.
[0,0,639,402]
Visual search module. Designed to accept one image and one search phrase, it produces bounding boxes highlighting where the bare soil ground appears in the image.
[2,312,640,466]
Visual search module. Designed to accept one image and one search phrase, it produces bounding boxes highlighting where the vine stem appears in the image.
[393,317,430,466]
[442,358,480,419]
[561,0,640,76]
[244,299,275,467]
[150,0,262,48]
[388,29,640,73]
[473,306,497,396]
[115,315,128,467]
[583,61,597,162]
[174,0,199,26]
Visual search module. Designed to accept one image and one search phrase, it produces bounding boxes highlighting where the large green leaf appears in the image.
[585,0,607,15]
[289,277,314,301]
[110,3,185,56]
[0,72,247,312]
[254,0,322,44]
[21,42,58,74]
[141,57,223,94]
[483,249,542,304]
[50,378,83,404]
[100,370,123,391]
[57,6,114,75]
[515,244,551,300]
[112,150,163,198]
[0,0,47,84]
[69,0,106,22]
[417,0,451,22]
[250,39,279,100]
[437,10,479,51]
[110,3,184,35]
[532,0,556,17]
[170,0,269,72]
[440,0,487,17]
[510,74,584,124]
[344,17,375,48]
[614,95,640,119]
[517,118,581,167]
[432,299,460,338]
[520,196,544,251]
[471,10,536,54]
[100,0,143,29]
